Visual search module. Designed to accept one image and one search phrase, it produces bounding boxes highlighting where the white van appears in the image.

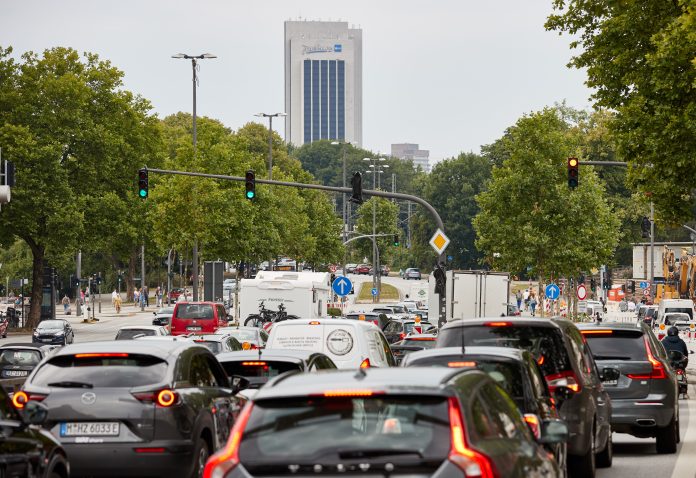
[265,318,396,369]
[657,299,695,323]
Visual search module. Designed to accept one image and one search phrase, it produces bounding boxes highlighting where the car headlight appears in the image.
[54,331,65,336]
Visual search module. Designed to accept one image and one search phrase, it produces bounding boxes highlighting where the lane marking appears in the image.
[671,388,696,478]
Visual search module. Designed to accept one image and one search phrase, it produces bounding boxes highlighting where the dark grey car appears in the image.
[579,322,679,453]
[19,340,247,478]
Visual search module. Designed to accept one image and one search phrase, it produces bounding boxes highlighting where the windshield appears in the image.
[0,349,42,366]
[37,320,63,330]
[438,325,570,376]
[116,329,156,340]
[239,396,450,464]
[584,331,646,361]
[221,360,301,379]
[32,354,168,388]
[175,304,214,320]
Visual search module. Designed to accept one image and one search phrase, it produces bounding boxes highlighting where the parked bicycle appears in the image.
[244,301,299,327]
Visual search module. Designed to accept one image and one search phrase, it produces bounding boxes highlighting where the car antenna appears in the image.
[257,328,262,360]
[460,314,466,356]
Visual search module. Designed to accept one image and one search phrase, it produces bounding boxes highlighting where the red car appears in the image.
[170,301,228,336]
[167,288,185,302]
[354,264,371,275]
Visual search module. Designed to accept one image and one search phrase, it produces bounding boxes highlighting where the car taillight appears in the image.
[448,397,495,478]
[204,403,254,478]
[523,413,541,440]
[627,337,666,380]
[360,358,371,368]
[546,370,581,393]
[11,391,47,409]
[399,333,406,340]
[132,389,179,407]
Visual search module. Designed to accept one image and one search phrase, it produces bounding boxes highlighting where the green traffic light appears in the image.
[139,189,147,198]
[246,191,255,199]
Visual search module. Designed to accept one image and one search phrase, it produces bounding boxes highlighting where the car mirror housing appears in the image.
[231,375,251,395]
[539,419,569,444]
[22,401,49,426]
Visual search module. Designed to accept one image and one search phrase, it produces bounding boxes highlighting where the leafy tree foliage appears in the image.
[353,197,400,264]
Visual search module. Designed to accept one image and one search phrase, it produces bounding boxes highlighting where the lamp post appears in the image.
[683,225,696,254]
[363,157,387,301]
[172,52,216,302]
[255,113,286,180]
[332,141,355,276]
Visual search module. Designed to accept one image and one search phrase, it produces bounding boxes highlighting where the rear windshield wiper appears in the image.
[338,448,423,459]
[47,381,93,388]
[592,355,632,360]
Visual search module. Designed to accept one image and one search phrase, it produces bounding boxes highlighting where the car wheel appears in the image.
[656,415,678,454]
[569,424,595,478]
[596,430,613,468]
[191,436,210,478]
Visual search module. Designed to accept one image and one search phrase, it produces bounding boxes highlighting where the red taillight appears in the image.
[399,333,406,340]
[447,361,476,368]
[74,353,129,358]
[676,369,684,375]
[322,389,378,397]
[132,389,179,407]
[448,397,495,478]
[204,403,254,478]
[360,358,371,368]
[134,447,166,453]
[484,321,512,327]
[626,337,665,380]
[11,391,47,409]
[546,370,581,393]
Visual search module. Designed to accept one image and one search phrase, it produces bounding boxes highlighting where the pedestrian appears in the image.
[114,294,122,314]
[133,288,140,307]
[61,294,71,314]
[523,289,530,311]
[155,287,162,308]
[144,286,149,307]
[80,289,85,306]
[515,290,523,311]
[111,289,118,306]
[529,291,538,317]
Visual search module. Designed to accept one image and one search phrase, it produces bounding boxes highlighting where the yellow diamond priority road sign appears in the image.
[429,229,450,255]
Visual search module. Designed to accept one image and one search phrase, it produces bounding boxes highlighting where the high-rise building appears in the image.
[284,20,362,147]
[391,143,430,173]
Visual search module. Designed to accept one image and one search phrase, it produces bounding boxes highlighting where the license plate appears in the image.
[602,380,618,386]
[187,326,202,331]
[60,422,120,437]
[3,370,28,377]
[42,338,53,342]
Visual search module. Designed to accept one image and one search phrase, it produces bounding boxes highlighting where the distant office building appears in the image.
[284,20,363,147]
[391,143,430,172]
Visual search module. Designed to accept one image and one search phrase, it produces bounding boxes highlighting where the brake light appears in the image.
[546,371,581,393]
[132,389,179,407]
[241,361,267,366]
[399,333,406,340]
[360,358,371,368]
[448,397,495,478]
[485,321,511,327]
[74,353,129,358]
[322,389,377,397]
[523,414,541,440]
[407,337,436,341]
[448,361,476,368]
[11,391,47,409]
[676,369,684,375]
[626,337,666,380]
[204,403,254,478]
[580,330,613,335]
[537,355,545,366]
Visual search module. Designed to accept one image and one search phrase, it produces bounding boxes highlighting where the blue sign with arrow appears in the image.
[332,276,353,297]
[371,288,378,297]
[545,283,560,300]
[639,281,649,289]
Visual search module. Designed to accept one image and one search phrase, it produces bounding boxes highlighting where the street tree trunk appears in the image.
[24,237,44,329]
[126,251,137,302]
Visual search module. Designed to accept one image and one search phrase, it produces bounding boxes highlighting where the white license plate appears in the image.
[602,380,618,386]
[42,338,54,342]
[60,422,120,437]
[187,326,202,331]
[4,370,28,377]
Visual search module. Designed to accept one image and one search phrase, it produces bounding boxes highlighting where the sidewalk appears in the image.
[56,300,161,325]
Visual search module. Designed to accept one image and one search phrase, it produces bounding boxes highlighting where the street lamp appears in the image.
[332,141,355,277]
[255,113,286,180]
[173,52,216,302]
[363,157,387,301]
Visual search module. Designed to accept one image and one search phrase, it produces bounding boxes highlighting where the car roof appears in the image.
[440,317,567,331]
[175,301,218,305]
[404,345,528,364]
[0,343,51,350]
[189,334,230,342]
[255,367,479,400]
[577,322,648,332]
[50,340,203,360]
[270,318,378,330]
[217,326,264,333]
[118,325,163,331]
[216,349,319,363]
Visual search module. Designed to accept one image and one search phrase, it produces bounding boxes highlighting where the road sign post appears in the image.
[576,284,587,301]
[545,283,560,301]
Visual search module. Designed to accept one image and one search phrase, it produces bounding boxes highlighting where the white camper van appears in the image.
[657,298,695,326]
[239,271,332,323]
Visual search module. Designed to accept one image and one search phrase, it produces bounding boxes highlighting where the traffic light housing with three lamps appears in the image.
[245,170,256,200]
[138,168,148,199]
[393,234,400,247]
[567,157,579,189]
[350,172,363,204]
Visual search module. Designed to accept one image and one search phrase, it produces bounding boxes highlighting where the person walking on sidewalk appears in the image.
[133,289,140,307]
[529,291,538,317]
[144,286,149,307]
[61,295,71,315]
[114,294,122,314]
[111,289,118,306]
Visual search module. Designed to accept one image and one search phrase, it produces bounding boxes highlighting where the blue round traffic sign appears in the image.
[371,288,378,296]
[332,276,353,297]
[639,281,649,289]
[545,283,560,300]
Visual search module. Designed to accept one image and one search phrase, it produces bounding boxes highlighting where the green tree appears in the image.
[473,108,621,287]
[354,197,400,265]
[546,1,696,222]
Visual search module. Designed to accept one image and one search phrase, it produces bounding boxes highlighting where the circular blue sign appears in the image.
[332,277,353,297]
[545,283,560,300]
[371,288,378,296]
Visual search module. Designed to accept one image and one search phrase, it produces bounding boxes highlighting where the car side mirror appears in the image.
[601,367,621,382]
[552,385,575,402]
[539,419,569,444]
[230,375,250,395]
[22,401,49,426]
[690,350,695,355]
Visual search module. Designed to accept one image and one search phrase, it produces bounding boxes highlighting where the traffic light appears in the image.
[138,168,148,198]
[393,234,400,247]
[641,216,651,238]
[433,263,446,295]
[590,278,596,291]
[5,161,15,186]
[628,280,635,293]
[245,170,256,200]
[567,157,579,189]
[350,172,363,204]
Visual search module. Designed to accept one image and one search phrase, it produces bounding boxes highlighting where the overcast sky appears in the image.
[1,0,592,163]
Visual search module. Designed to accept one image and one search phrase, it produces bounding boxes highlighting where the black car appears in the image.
[152,307,175,326]
[382,319,417,344]
[216,349,337,389]
[345,312,389,330]
[18,340,247,478]
[204,367,568,478]
[402,346,568,472]
[579,323,679,453]
[3,390,69,477]
[437,318,613,478]
[0,343,58,394]
[32,319,74,346]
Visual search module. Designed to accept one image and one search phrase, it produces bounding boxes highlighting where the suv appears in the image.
[437,318,612,478]
[404,268,422,280]
[204,368,567,478]
[578,323,679,453]
[170,301,229,336]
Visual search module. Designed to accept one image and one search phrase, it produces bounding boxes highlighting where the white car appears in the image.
[114,325,169,340]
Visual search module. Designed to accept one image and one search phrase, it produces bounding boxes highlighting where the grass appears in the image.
[357,282,401,302]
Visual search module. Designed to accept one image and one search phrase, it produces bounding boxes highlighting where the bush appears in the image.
[327,307,342,317]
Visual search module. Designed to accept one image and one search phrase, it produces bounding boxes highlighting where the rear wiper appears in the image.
[338,448,423,459]
[593,355,632,360]
[47,381,93,388]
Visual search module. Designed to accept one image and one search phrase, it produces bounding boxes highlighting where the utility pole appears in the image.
[650,201,655,302]
[141,244,145,311]
[76,250,82,317]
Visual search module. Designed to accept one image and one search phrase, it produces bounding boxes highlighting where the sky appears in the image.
[1,0,593,164]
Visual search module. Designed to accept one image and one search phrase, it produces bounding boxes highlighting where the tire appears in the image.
[596,431,613,468]
[569,425,595,478]
[190,436,210,478]
[656,415,678,454]
[244,315,263,327]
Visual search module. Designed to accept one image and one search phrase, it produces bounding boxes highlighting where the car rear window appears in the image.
[31,354,168,388]
[194,341,221,354]
[116,329,156,340]
[239,396,449,464]
[221,360,301,378]
[175,304,214,320]
[0,349,41,366]
[664,308,693,320]
[226,329,261,341]
[437,324,570,376]
[402,338,437,349]
[583,330,646,361]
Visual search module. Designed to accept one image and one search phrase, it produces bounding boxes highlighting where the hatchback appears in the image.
[115,325,169,340]
[404,268,422,280]
[579,323,679,453]
[216,326,269,349]
[171,302,229,336]
[437,318,612,478]
[204,367,567,478]
[16,340,247,478]
[32,319,74,346]
[0,343,58,393]
[187,334,243,355]
[382,319,417,344]
[389,334,437,364]
[152,307,175,326]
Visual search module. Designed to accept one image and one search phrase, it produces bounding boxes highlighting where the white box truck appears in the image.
[239,271,332,322]
[429,270,510,322]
